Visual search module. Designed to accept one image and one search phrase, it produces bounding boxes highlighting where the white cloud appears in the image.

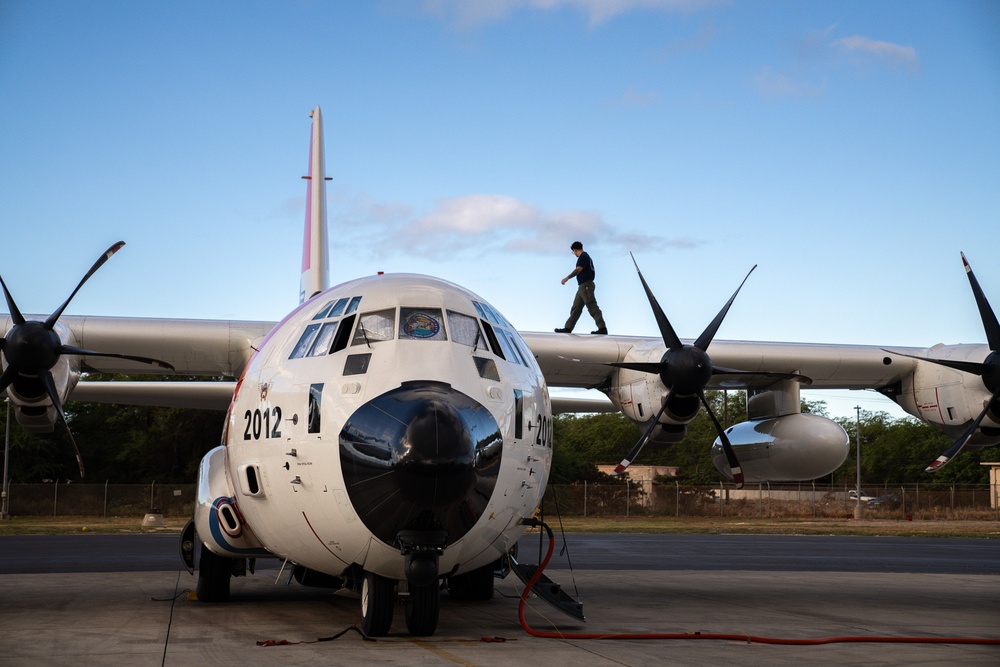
[339,193,695,259]
[835,35,920,71]
[422,0,720,30]
[752,66,825,99]
[754,28,918,99]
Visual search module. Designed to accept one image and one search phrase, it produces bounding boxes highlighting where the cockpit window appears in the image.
[307,321,339,356]
[329,298,349,318]
[499,329,528,365]
[351,309,396,346]
[474,300,511,328]
[312,301,335,320]
[400,308,447,341]
[290,295,361,359]
[289,323,321,359]
[472,301,488,321]
[448,310,485,349]
[470,299,532,368]
[312,297,348,320]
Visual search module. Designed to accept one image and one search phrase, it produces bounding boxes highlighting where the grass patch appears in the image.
[0,516,189,535]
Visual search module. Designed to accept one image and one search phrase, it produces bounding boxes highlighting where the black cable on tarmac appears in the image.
[517,519,1000,647]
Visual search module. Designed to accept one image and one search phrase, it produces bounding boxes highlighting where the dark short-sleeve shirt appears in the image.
[576,251,595,284]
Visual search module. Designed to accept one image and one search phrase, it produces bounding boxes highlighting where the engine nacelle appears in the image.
[194,445,271,558]
[893,344,1000,448]
[711,413,849,482]
[1,322,81,432]
[607,341,701,440]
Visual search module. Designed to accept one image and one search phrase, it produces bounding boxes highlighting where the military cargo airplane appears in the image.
[2,107,997,636]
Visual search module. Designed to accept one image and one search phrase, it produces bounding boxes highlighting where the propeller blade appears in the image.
[881,348,988,377]
[60,345,176,371]
[39,369,85,478]
[44,241,125,329]
[693,265,756,351]
[603,361,669,375]
[630,254,683,349]
[962,253,1000,352]
[611,399,670,476]
[0,364,19,396]
[1,275,26,326]
[925,390,999,473]
[700,391,743,488]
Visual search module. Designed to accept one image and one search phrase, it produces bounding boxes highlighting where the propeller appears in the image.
[883,252,1000,472]
[0,242,175,477]
[608,256,804,489]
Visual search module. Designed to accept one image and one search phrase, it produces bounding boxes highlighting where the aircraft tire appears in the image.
[360,571,395,637]
[404,582,440,636]
[196,543,231,602]
[447,564,494,601]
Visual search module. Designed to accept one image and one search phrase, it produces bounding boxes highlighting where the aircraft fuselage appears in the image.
[195,273,551,591]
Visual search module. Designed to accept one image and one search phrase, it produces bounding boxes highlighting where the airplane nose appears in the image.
[339,382,503,548]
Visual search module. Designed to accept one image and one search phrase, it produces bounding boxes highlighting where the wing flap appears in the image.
[71,381,235,410]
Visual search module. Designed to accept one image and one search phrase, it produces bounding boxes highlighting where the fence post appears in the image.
[104,479,109,518]
[53,480,58,517]
[625,478,629,518]
[675,480,680,517]
[584,480,587,518]
[150,480,155,511]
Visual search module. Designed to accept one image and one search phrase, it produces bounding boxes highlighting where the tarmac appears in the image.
[1,533,998,666]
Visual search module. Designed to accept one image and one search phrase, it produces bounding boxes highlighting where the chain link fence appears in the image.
[3,483,196,517]
[544,481,1000,521]
[2,481,997,520]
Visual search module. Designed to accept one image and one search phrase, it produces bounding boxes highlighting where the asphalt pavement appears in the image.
[0,532,997,666]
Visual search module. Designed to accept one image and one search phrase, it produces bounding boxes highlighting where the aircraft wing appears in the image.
[2,314,273,411]
[521,331,919,391]
[550,395,617,414]
[70,381,237,410]
[12,315,278,376]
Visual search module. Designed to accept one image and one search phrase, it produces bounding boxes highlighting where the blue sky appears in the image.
[2,0,998,419]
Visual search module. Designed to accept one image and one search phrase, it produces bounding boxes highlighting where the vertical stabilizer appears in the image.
[299,106,330,303]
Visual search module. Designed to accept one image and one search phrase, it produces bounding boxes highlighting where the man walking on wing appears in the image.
[555,241,608,334]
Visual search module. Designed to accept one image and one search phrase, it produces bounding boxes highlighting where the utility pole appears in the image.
[854,405,864,520]
[2,399,11,520]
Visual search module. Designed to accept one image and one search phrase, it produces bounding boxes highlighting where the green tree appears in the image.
[1,374,227,484]
[835,410,990,486]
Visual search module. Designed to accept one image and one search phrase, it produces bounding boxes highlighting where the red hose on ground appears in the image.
[516,521,1000,646]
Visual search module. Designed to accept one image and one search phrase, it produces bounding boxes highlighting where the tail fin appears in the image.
[299,106,330,303]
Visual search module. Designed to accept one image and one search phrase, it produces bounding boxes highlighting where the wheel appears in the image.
[360,571,395,637]
[448,563,494,601]
[196,543,231,602]
[404,582,440,636]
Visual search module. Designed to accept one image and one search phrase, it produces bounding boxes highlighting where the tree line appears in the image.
[0,385,993,486]
[1,375,226,484]
[552,391,994,487]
